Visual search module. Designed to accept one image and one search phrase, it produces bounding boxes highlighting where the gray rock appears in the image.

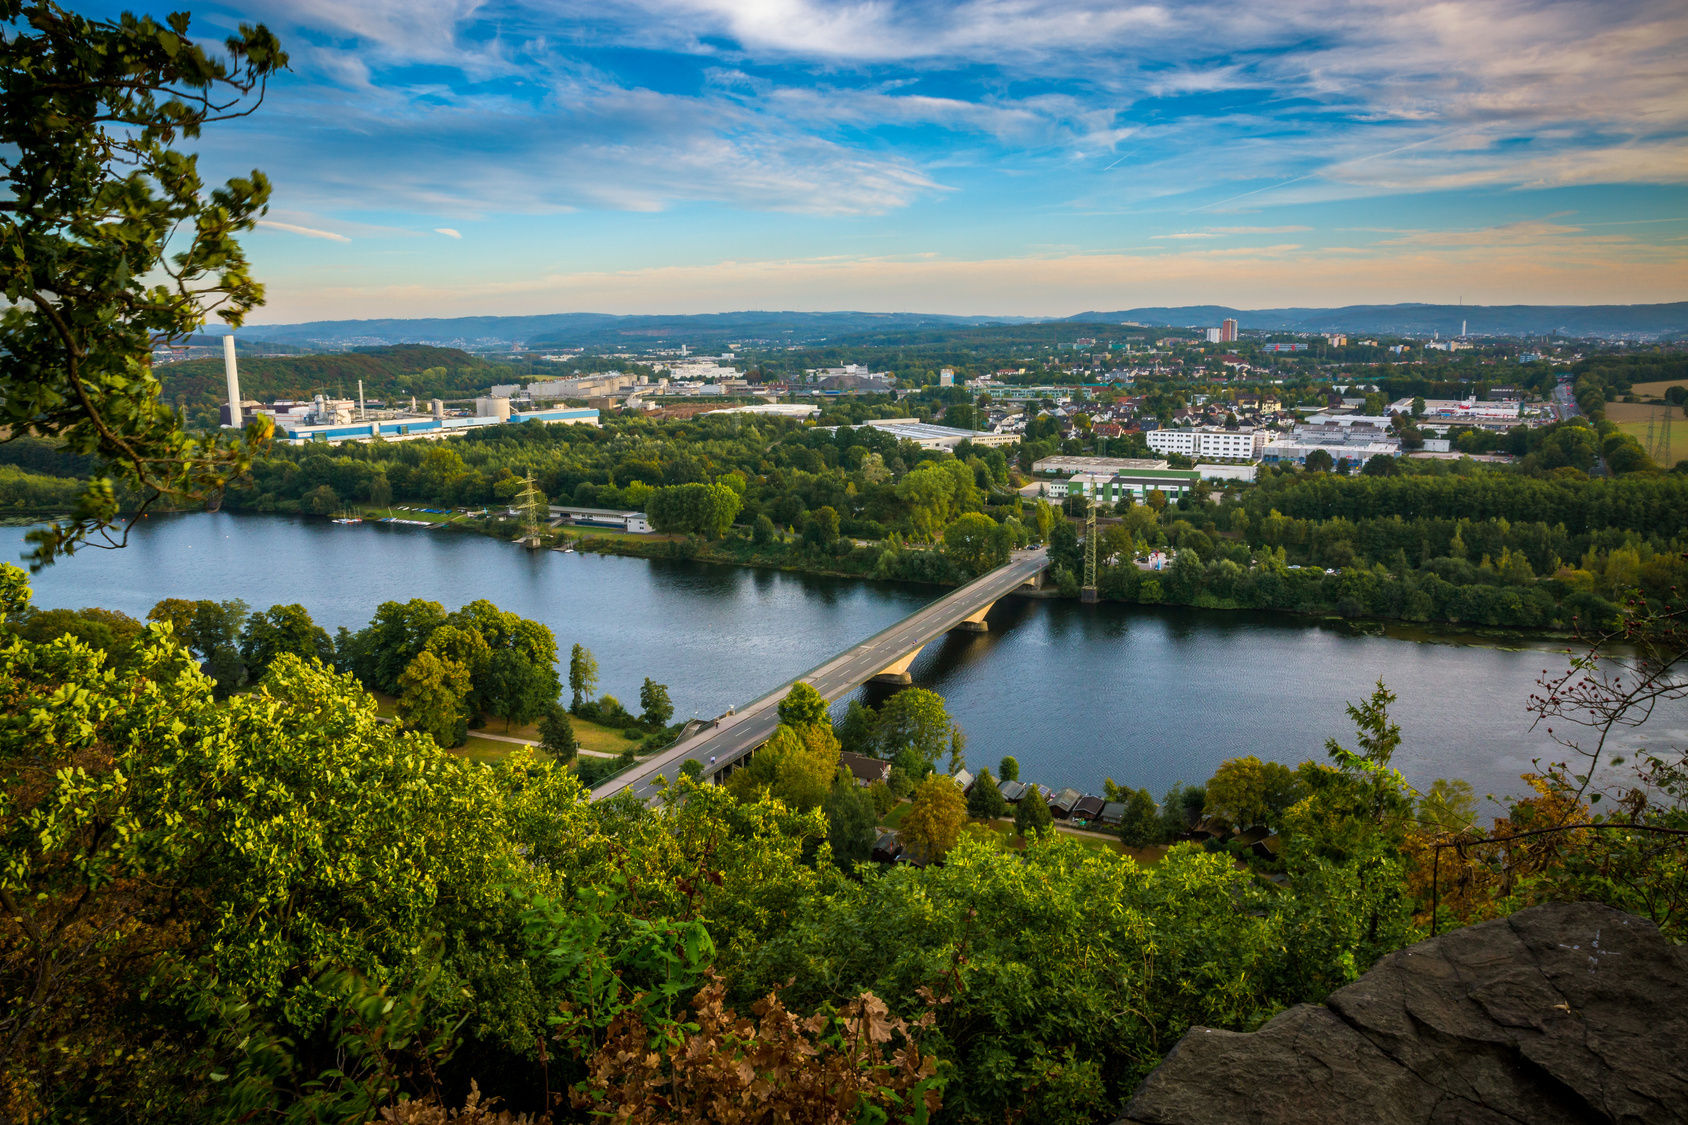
[1120,902,1688,1125]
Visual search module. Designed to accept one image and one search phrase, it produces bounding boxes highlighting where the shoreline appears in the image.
[71,506,1590,653]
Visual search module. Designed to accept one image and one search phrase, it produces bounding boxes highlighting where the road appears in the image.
[592,549,1050,802]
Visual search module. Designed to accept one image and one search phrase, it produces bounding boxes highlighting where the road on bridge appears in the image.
[592,548,1049,803]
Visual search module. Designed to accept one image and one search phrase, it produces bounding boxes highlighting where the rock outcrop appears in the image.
[1121,902,1688,1124]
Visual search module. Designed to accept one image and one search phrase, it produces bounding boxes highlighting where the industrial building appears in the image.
[818,418,1016,449]
[1145,427,1267,461]
[1028,467,1203,503]
[1031,456,1169,475]
[217,337,599,445]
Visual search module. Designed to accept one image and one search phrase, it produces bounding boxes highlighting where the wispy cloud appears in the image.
[434,228,463,238]
[254,219,351,242]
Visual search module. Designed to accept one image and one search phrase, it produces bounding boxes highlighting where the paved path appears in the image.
[593,549,1048,802]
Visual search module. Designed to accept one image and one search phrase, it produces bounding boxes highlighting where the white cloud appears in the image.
[212,0,1687,221]
[254,219,351,242]
[435,227,463,238]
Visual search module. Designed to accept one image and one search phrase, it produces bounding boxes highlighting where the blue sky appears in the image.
[90,0,1688,321]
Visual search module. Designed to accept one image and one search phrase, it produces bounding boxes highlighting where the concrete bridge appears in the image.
[591,548,1050,802]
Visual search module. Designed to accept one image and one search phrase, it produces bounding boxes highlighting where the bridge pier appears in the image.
[954,602,993,632]
[870,645,924,684]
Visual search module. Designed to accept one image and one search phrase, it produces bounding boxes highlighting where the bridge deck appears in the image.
[591,549,1049,802]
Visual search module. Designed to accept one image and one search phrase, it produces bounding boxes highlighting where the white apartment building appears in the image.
[1145,427,1266,461]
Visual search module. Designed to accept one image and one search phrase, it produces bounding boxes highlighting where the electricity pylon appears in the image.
[1081,500,1099,604]
[515,472,546,547]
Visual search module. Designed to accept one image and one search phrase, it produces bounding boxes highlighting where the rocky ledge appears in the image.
[1121,902,1687,1125]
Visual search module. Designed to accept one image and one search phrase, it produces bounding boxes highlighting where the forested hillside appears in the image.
[157,345,508,425]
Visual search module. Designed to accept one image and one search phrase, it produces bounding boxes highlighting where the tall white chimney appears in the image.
[358,379,366,420]
[222,335,242,428]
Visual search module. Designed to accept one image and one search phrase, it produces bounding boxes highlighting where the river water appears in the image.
[7,511,1656,808]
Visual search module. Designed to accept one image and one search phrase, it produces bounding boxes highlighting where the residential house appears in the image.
[839,752,892,787]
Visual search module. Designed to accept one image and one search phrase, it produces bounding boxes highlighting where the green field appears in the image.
[360,505,466,525]
[1615,419,1688,464]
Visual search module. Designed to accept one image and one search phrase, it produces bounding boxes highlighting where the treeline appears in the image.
[1242,462,1688,533]
[0,464,83,513]
[224,413,1024,551]
[158,344,509,421]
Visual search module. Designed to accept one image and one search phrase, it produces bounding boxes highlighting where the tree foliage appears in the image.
[0,2,288,567]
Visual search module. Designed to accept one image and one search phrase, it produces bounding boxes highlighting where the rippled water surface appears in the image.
[10,511,1659,806]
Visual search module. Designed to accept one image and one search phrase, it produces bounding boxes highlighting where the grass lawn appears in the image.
[491,712,642,755]
[559,526,681,545]
[359,505,465,525]
[375,690,643,755]
[1627,380,1688,399]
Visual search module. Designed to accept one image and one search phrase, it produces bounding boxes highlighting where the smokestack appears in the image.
[358,379,365,420]
[222,335,242,428]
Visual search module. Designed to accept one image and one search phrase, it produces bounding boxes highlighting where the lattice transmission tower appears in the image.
[1081,502,1099,604]
[515,472,547,547]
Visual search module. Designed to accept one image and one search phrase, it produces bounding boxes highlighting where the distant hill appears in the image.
[158,345,504,411]
[233,311,1034,350]
[227,303,1688,350]
[1066,302,1688,338]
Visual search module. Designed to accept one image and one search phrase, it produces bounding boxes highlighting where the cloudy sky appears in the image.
[88,0,1688,321]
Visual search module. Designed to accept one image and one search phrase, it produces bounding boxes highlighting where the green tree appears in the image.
[483,648,553,731]
[569,642,598,710]
[824,774,878,872]
[397,649,472,747]
[835,699,878,755]
[2,4,288,567]
[647,482,742,538]
[752,513,776,545]
[902,773,967,862]
[1013,787,1054,839]
[1204,755,1306,831]
[727,722,840,812]
[943,512,1011,576]
[640,677,673,727]
[239,603,332,680]
[1304,448,1335,473]
[998,755,1020,781]
[357,598,448,695]
[804,505,840,547]
[1119,788,1162,847]
[875,688,963,774]
[776,681,830,728]
[537,702,578,764]
[966,768,1007,820]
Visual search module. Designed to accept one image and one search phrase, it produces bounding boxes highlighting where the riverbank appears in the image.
[1,510,1585,801]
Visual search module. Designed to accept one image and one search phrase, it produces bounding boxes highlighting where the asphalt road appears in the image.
[592,548,1050,802]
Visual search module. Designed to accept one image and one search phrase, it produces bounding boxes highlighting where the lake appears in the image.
[7,511,1653,809]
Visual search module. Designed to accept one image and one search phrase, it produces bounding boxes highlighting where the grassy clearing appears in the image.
[491,712,641,755]
[1628,380,1688,399]
[359,505,465,525]
[1615,418,1688,462]
[559,526,682,545]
